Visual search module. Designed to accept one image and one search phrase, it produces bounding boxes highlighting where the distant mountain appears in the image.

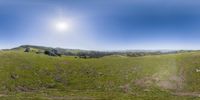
[11,45,179,53]
[7,45,196,58]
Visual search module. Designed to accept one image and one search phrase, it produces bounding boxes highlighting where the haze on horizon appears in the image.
[1,0,200,50]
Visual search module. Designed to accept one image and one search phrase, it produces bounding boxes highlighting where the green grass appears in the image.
[1,51,200,99]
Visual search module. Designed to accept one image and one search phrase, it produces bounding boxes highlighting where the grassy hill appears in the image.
[11,45,84,54]
[0,49,200,99]
[9,45,181,57]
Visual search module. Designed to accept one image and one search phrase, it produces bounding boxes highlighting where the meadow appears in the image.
[0,50,200,100]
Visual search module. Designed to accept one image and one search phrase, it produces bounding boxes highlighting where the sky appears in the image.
[1,0,200,50]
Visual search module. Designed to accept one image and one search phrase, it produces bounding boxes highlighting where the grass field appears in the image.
[1,50,200,100]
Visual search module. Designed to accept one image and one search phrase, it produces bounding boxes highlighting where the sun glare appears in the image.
[55,21,70,32]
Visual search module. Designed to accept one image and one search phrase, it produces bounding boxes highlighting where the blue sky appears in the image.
[1,0,200,50]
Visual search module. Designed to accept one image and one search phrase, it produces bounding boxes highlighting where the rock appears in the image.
[54,75,62,82]
[10,73,18,80]
[16,86,29,92]
[196,69,200,72]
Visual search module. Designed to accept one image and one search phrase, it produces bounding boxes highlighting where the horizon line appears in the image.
[0,44,199,52]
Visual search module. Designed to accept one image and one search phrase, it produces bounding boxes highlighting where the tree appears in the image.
[24,47,30,52]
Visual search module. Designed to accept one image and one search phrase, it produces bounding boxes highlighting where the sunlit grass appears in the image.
[0,51,200,99]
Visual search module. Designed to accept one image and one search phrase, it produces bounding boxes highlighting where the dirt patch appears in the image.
[134,73,184,90]
[119,84,131,93]
[157,80,176,90]
[0,94,8,97]
[157,75,184,90]
[134,77,156,87]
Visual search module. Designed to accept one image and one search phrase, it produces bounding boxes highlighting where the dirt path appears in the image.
[172,92,200,97]
[47,96,99,100]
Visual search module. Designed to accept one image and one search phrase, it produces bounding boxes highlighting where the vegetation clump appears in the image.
[44,49,62,57]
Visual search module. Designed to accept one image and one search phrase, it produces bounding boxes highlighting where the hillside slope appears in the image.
[0,50,200,99]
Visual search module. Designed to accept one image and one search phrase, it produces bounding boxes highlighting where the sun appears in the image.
[55,21,70,32]
[50,17,74,34]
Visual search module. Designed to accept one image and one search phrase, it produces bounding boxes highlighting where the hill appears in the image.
[11,45,84,54]
[0,47,200,99]
[9,45,183,58]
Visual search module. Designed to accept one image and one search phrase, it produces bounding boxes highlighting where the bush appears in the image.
[24,47,31,52]
[44,49,62,57]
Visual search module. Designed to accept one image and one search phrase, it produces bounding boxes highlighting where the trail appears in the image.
[172,92,200,97]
